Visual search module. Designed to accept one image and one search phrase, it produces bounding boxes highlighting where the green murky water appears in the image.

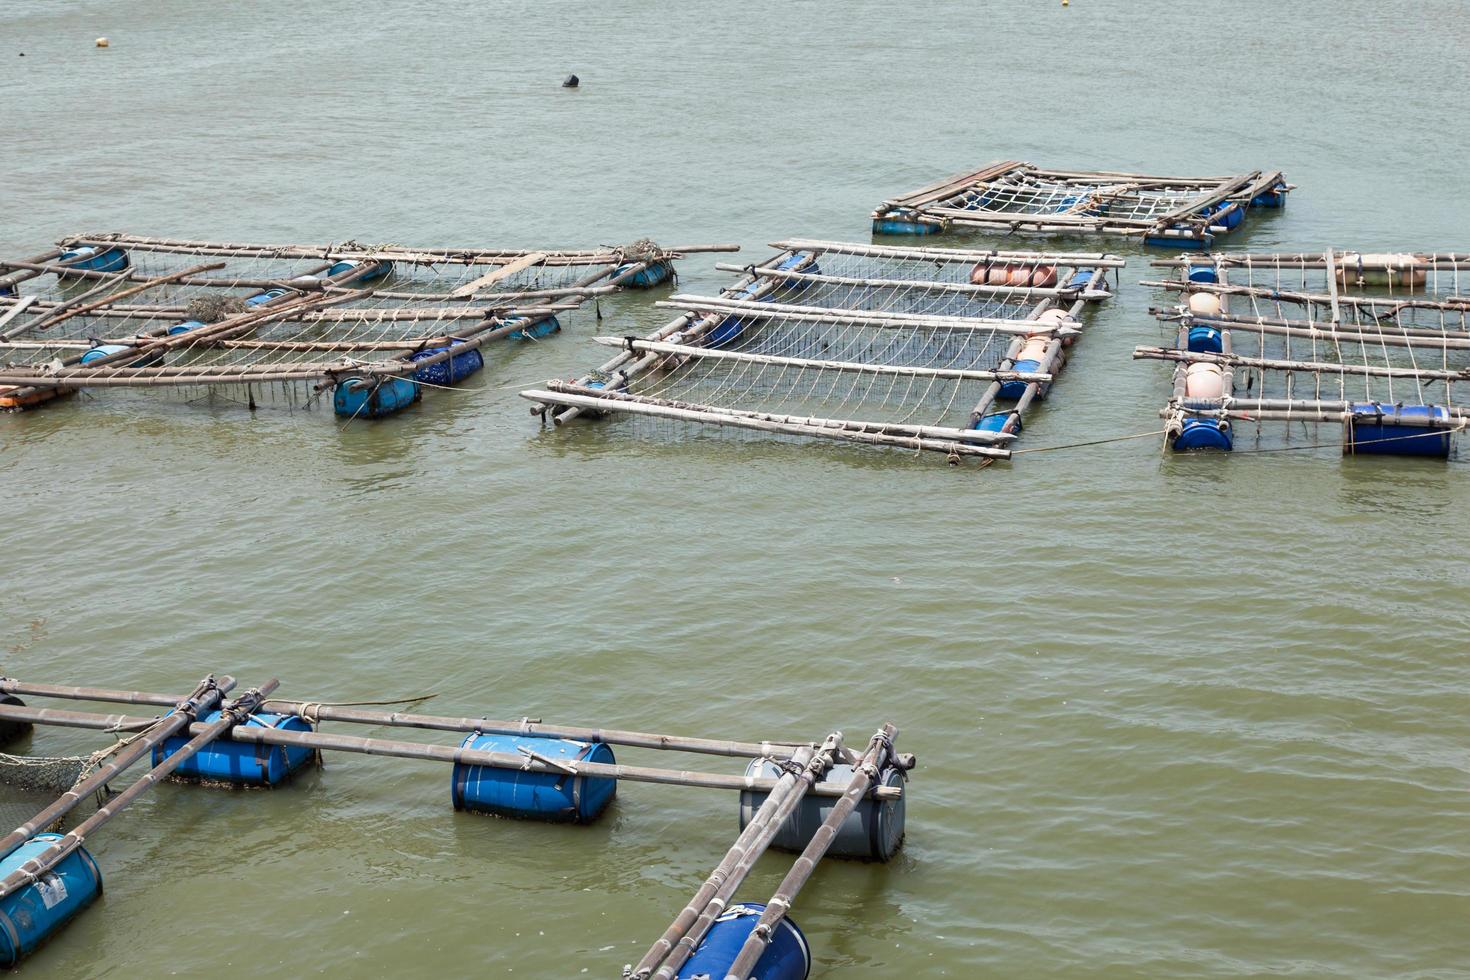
[2,1,1468,976]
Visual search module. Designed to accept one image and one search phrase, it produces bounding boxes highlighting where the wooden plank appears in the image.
[450,251,548,298]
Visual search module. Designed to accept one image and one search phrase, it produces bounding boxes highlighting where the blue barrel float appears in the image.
[507,315,561,341]
[770,251,819,295]
[872,208,943,235]
[333,375,420,418]
[972,411,1020,438]
[739,759,906,861]
[410,340,485,386]
[1186,326,1224,354]
[1172,417,1233,452]
[452,733,616,823]
[152,711,315,786]
[244,287,289,308]
[167,319,206,336]
[675,904,811,980]
[1199,201,1245,231]
[56,245,129,276]
[79,344,164,368]
[0,833,104,968]
[324,259,392,285]
[1346,404,1454,458]
[614,262,673,289]
[1251,181,1289,208]
[1187,265,1219,285]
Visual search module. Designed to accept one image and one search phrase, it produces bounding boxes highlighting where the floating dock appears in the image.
[0,234,733,417]
[522,239,1124,464]
[0,675,910,976]
[1139,250,1469,456]
[872,161,1291,248]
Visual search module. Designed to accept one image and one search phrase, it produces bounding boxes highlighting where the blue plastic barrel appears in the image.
[998,360,1041,401]
[1172,417,1233,451]
[168,320,206,336]
[332,376,421,418]
[1251,182,1289,208]
[1186,326,1224,354]
[324,259,392,284]
[707,315,750,347]
[244,288,289,307]
[771,252,819,293]
[507,315,561,341]
[410,342,485,386]
[79,344,164,368]
[973,412,1020,436]
[57,245,129,275]
[676,904,811,980]
[872,210,943,235]
[1346,404,1453,458]
[1187,266,1219,284]
[1201,202,1244,230]
[739,759,906,861]
[152,710,314,786]
[1065,268,1095,291]
[452,733,616,823]
[614,261,673,288]
[0,833,103,967]
[0,285,15,298]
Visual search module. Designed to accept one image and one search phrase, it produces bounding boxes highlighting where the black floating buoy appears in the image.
[562,73,579,88]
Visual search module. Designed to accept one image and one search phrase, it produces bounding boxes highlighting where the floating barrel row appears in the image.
[1165,263,1456,457]
[968,264,1105,441]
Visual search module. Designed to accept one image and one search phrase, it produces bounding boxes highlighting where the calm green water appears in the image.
[3,1,1469,976]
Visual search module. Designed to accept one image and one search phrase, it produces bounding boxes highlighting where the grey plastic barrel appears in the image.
[738,759,906,861]
[0,695,30,747]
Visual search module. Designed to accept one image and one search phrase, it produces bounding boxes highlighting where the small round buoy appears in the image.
[1187,291,1222,317]
[1185,361,1226,399]
[95,37,109,48]
[562,73,579,88]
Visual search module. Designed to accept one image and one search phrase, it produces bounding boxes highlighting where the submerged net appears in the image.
[531,241,1119,457]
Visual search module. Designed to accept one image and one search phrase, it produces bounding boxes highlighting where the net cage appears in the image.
[523,239,1125,463]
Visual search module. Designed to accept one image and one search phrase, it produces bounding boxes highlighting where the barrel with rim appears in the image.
[0,833,104,967]
[675,903,811,980]
[152,710,315,786]
[738,758,906,861]
[452,733,616,823]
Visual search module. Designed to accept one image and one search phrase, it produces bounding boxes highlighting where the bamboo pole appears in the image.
[0,676,233,864]
[0,680,808,761]
[714,263,1097,300]
[58,235,740,265]
[0,681,276,899]
[592,336,1054,384]
[525,385,1014,453]
[627,742,828,980]
[0,297,38,340]
[1151,252,1470,270]
[1132,346,1470,382]
[656,296,1073,337]
[768,239,1127,267]
[722,726,898,980]
[543,382,1019,444]
[1142,279,1470,315]
[647,739,843,980]
[0,702,901,800]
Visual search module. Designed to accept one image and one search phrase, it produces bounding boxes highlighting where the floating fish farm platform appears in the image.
[0,234,734,418]
[0,675,911,977]
[1139,250,1470,457]
[522,239,1124,464]
[872,161,1292,248]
